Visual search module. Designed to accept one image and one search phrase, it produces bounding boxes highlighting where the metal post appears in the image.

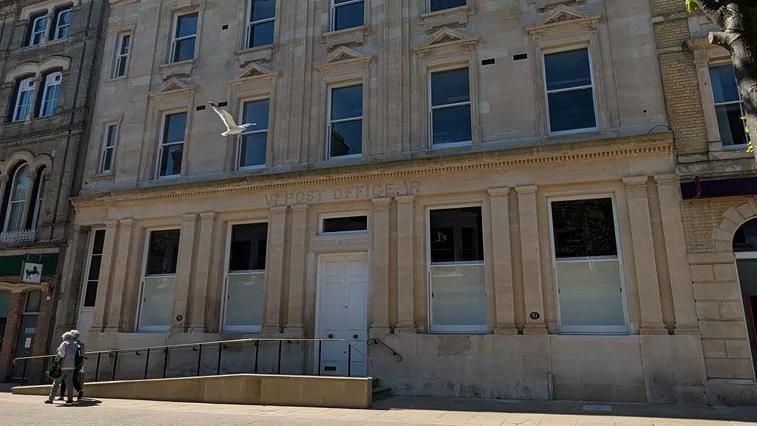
[95,353,101,382]
[253,341,259,374]
[144,349,151,380]
[216,343,222,375]
[347,343,352,377]
[196,345,202,376]
[317,341,322,376]
[163,348,168,378]
[276,340,282,374]
[21,359,28,384]
[112,351,119,381]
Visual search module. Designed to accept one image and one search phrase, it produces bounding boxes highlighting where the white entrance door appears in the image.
[316,253,368,377]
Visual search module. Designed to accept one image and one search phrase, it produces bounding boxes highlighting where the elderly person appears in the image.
[45,332,78,404]
[58,329,85,401]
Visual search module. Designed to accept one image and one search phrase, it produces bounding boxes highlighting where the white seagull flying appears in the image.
[209,102,254,136]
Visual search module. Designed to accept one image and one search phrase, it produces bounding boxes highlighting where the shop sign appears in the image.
[21,262,43,284]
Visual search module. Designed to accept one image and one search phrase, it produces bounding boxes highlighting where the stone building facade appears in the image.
[650,0,757,404]
[59,0,752,403]
[0,0,105,381]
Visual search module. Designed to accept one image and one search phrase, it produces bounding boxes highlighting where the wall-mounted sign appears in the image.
[21,262,43,284]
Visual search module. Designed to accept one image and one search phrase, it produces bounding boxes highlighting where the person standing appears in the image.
[45,332,77,404]
[58,329,85,401]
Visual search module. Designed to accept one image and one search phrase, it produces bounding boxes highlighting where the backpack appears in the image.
[47,356,62,379]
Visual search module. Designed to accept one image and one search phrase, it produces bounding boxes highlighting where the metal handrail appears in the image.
[369,338,403,362]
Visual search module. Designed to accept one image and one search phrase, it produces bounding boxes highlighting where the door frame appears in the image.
[314,252,369,374]
[136,227,180,333]
[736,250,757,378]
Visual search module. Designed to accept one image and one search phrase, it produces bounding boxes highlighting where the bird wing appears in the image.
[210,104,238,131]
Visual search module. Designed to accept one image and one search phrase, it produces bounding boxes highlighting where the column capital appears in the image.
[488,187,511,197]
[270,205,288,214]
[199,211,216,220]
[622,176,649,187]
[118,218,135,226]
[372,197,391,207]
[395,195,415,204]
[515,185,537,195]
[653,174,678,186]
[181,213,198,222]
[291,204,308,212]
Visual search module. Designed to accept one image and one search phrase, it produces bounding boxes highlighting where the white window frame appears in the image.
[428,66,472,149]
[156,111,187,179]
[30,169,45,231]
[3,164,31,233]
[542,46,599,136]
[12,78,35,122]
[137,227,180,333]
[170,12,198,64]
[112,33,132,78]
[426,203,488,334]
[99,123,119,174]
[318,212,369,235]
[237,98,269,170]
[246,0,275,49]
[547,194,629,335]
[326,82,363,160]
[29,14,47,46]
[80,228,106,310]
[427,0,467,13]
[39,72,62,118]
[221,220,268,333]
[709,62,749,147]
[52,8,72,40]
[330,0,364,32]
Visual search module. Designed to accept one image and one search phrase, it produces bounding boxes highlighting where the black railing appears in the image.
[12,337,371,385]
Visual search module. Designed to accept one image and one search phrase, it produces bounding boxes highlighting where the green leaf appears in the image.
[686,0,699,13]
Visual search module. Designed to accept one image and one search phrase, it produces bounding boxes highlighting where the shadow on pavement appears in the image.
[52,399,103,408]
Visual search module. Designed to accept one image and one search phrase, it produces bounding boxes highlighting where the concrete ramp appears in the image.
[11,373,373,408]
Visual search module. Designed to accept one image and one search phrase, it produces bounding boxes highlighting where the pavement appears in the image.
[0,392,756,426]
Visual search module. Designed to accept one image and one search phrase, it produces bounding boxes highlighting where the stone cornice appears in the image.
[72,133,674,209]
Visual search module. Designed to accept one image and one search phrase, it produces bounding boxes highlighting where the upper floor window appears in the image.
[428,0,466,12]
[113,33,132,78]
[247,0,275,48]
[28,14,47,46]
[38,72,62,118]
[51,7,72,40]
[331,0,363,32]
[157,112,187,178]
[320,215,368,234]
[544,48,597,133]
[4,164,33,233]
[238,99,269,168]
[709,64,749,146]
[328,84,363,158]
[171,13,198,63]
[100,124,119,174]
[11,77,35,122]
[430,68,471,147]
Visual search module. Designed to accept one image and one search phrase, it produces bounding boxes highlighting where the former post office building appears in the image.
[59,0,756,403]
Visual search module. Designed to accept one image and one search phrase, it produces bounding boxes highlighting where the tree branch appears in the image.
[708,31,731,49]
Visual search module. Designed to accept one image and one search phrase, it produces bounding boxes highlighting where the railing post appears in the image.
[253,341,259,374]
[196,345,202,376]
[95,353,101,382]
[347,343,352,377]
[112,351,119,381]
[144,349,151,380]
[163,348,169,378]
[21,359,28,384]
[317,341,322,376]
[277,341,282,374]
[216,343,222,375]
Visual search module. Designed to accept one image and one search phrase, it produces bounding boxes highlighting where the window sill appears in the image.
[107,75,128,83]
[160,59,194,80]
[15,37,68,53]
[708,141,753,160]
[322,26,367,50]
[419,5,472,28]
[89,172,115,181]
[236,44,274,65]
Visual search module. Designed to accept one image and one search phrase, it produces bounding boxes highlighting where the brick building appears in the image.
[0,0,105,382]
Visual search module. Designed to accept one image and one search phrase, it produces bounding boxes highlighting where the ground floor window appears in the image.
[82,229,106,308]
[428,206,486,333]
[223,222,268,333]
[138,229,180,332]
[550,197,627,333]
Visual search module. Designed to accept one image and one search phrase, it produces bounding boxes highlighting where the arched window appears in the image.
[29,167,46,230]
[51,7,72,40]
[38,72,62,117]
[734,218,757,377]
[12,77,36,122]
[28,14,47,46]
[3,164,33,233]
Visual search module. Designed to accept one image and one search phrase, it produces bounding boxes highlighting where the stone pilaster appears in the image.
[370,198,391,335]
[91,220,117,332]
[189,212,215,332]
[623,176,667,335]
[171,214,197,332]
[489,187,517,334]
[285,204,308,337]
[395,195,415,333]
[103,218,134,332]
[0,291,25,380]
[655,175,699,334]
[263,206,287,334]
[516,185,547,334]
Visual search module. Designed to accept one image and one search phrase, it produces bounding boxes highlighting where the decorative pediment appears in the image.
[414,27,478,55]
[526,5,600,35]
[150,77,193,97]
[315,46,373,70]
[239,62,275,80]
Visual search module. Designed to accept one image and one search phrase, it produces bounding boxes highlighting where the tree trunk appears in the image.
[695,0,757,159]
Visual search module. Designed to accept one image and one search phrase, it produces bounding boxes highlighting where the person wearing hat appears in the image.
[46,332,77,404]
